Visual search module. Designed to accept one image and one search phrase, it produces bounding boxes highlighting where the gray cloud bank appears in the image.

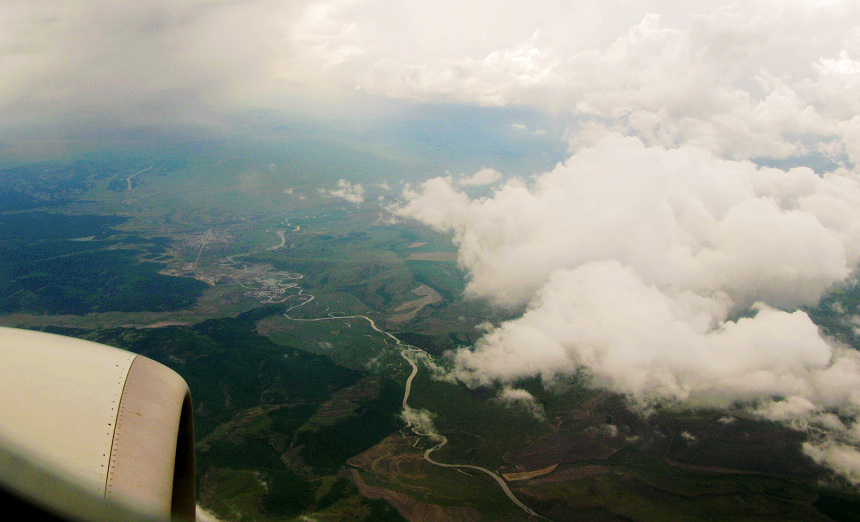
[397,134,860,482]
[3,0,859,159]
[0,0,300,130]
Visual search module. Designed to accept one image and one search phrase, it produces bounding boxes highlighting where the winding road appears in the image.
[125,166,152,191]
[193,227,212,272]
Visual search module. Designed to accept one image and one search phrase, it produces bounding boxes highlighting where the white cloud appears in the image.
[402,406,438,437]
[196,505,225,522]
[494,386,545,419]
[804,440,860,484]
[400,135,860,310]
[319,179,365,203]
[456,168,503,187]
[397,133,860,482]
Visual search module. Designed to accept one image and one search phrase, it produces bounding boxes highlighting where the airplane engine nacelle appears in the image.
[0,327,195,521]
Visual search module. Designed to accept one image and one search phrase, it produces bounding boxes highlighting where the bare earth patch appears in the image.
[388,285,444,323]
[348,435,482,522]
[405,252,457,261]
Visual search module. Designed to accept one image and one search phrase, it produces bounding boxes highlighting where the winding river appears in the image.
[282,289,548,520]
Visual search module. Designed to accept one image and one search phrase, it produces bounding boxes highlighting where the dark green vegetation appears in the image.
[815,492,860,522]
[0,151,188,210]
[0,211,126,240]
[404,259,465,302]
[494,387,860,521]
[70,306,406,520]
[0,211,206,314]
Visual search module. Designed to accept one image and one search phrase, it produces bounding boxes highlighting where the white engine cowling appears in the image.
[0,327,195,521]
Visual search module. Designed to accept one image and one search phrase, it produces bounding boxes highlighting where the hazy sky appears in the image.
[2,0,858,156]
[5,0,860,482]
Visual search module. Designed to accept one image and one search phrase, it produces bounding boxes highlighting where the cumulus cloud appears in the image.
[456,168,503,187]
[804,441,860,484]
[319,179,365,203]
[493,386,545,419]
[397,133,860,481]
[400,134,860,310]
[402,406,439,437]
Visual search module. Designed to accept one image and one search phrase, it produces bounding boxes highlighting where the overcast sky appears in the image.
[5,0,860,483]
[1,0,858,159]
